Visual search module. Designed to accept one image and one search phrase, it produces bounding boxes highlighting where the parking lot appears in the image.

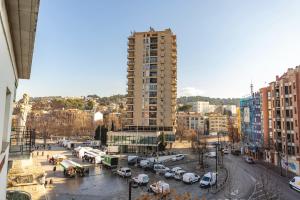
[37,145,227,200]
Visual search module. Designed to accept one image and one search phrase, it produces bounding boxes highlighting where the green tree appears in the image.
[177,104,192,112]
[85,100,94,110]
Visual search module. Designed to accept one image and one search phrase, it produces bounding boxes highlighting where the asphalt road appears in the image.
[217,153,300,200]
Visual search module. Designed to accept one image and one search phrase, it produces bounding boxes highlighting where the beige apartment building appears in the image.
[108,28,177,153]
[208,113,229,133]
[177,112,208,135]
[268,67,300,175]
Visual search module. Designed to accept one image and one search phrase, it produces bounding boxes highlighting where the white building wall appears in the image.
[0,1,18,198]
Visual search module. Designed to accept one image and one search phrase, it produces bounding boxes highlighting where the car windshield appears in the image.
[291,178,295,182]
[202,176,210,181]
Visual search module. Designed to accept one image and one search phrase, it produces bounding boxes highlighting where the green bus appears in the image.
[102,155,118,169]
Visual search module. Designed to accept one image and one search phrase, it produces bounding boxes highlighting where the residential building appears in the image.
[260,86,273,162]
[208,113,229,133]
[0,0,39,198]
[268,67,300,175]
[176,112,209,135]
[223,105,237,115]
[188,101,210,114]
[240,92,263,158]
[108,28,177,153]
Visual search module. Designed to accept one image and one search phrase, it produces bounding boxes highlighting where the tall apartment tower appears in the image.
[108,28,176,153]
[126,28,177,131]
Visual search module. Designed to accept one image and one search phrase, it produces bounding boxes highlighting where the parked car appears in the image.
[128,156,141,166]
[171,154,185,161]
[132,174,149,186]
[231,149,241,156]
[139,160,150,168]
[174,170,186,181]
[245,156,255,164]
[289,176,300,192]
[153,164,169,174]
[222,149,229,154]
[205,152,216,158]
[199,172,216,188]
[149,181,170,195]
[164,170,175,179]
[182,173,200,184]
[117,167,132,178]
[171,167,182,173]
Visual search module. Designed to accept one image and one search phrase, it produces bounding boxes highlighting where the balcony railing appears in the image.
[9,127,36,156]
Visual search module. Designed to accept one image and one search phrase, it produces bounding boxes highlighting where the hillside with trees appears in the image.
[177,96,240,106]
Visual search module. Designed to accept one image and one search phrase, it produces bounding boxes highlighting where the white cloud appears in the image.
[179,87,205,97]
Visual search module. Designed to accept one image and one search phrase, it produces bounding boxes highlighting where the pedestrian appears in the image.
[42,151,44,156]
[37,151,39,156]
[44,180,48,188]
[53,166,56,172]
[49,179,53,184]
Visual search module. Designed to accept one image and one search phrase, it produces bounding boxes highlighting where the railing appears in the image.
[9,127,36,156]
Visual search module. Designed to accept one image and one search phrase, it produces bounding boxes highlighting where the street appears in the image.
[217,153,300,200]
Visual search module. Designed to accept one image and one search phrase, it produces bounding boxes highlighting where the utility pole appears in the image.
[215,141,218,189]
[128,181,132,200]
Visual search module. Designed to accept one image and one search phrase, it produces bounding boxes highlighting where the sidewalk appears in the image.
[256,160,296,179]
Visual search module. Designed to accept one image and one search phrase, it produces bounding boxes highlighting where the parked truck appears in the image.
[102,155,118,169]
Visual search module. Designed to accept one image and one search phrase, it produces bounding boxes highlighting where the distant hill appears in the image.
[177,96,240,106]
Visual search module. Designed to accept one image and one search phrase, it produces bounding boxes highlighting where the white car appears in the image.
[174,169,186,181]
[289,176,300,192]
[132,174,149,186]
[164,170,175,178]
[200,172,216,188]
[182,173,200,184]
[117,167,131,178]
[222,149,229,154]
[171,167,182,173]
[153,164,169,174]
[171,154,185,161]
[149,181,170,194]
[205,152,216,158]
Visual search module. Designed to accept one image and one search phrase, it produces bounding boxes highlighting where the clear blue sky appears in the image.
[17,0,300,99]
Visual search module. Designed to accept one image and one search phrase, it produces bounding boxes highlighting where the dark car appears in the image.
[231,149,241,156]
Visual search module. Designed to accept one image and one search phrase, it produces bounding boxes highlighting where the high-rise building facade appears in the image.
[260,86,274,162]
[108,28,176,153]
[240,92,263,158]
[125,28,177,130]
[268,67,300,175]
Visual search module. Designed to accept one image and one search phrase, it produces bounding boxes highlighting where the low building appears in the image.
[176,112,209,135]
[188,101,210,114]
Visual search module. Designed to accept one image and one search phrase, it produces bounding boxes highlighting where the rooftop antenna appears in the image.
[250,81,254,96]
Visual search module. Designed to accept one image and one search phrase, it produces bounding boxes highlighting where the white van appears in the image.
[132,174,149,186]
[149,181,170,194]
[174,170,186,181]
[199,172,216,188]
[182,173,200,184]
[289,176,300,192]
[117,167,132,178]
